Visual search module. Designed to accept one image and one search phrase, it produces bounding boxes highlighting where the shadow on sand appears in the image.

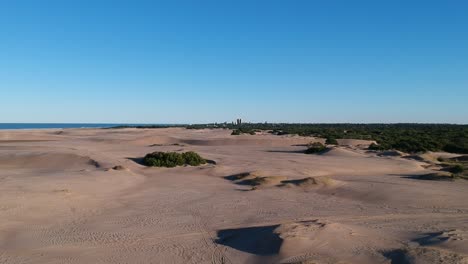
[382,249,413,264]
[413,231,450,246]
[215,225,282,256]
[390,173,454,181]
[127,157,144,165]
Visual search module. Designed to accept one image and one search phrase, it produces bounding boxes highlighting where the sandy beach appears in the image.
[1,127,467,264]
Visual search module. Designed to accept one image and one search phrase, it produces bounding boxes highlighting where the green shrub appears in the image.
[325,137,338,145]
[182,151,207,166]
[305,142,327,154]
[143,151,206,167]
[448,164,465,174]
[231,128,255,135]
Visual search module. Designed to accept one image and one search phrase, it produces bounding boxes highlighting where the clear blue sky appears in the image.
[1,0,467,124]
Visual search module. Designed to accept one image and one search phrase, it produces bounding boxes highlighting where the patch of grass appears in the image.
[182,151,207,166]
[437,156,468,179]
[231,128,256,135]
[325,137,338,145]
[305,142,327,154]
[143,151,206,167]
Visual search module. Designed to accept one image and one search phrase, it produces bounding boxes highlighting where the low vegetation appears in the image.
[305,142,328,154]
[143,151,206,167]
[437,156,468,180]
[448,164,465,174]
[325,137,338,145]
[188,123,468,154]
[231,128,256,135]
[111,123,467,154]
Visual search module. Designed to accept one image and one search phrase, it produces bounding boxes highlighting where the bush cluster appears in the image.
[305,142,327,154]
[188,123,468,154]
[436,157,467,180]
[325,137,338,145]
[143,151,206,167]
[448,164,465,174]
[231,128,256,135]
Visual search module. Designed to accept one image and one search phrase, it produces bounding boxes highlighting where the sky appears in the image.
[0,0,467,124]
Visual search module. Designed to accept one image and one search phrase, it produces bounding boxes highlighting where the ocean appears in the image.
[0,123,168,130]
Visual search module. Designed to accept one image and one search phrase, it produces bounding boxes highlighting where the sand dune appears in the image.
[280,176,339,189]
[180,137,313,147]
[0,128,467,263]
[275,220,392,263]
[225,171,339,191]
[377,150,405,157]
[0,152,99,171]
[384,247,468,264]
[320,147,367,157]
[226,172,289,188]
[415,229,468,255]
[217,219,420,263]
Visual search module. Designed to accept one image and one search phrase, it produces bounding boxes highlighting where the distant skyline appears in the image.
[1,1,467,124]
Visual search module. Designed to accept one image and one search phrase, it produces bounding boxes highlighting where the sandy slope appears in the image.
[0,128,467,264]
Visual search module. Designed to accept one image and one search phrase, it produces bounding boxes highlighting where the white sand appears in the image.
[0,128,467,263]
